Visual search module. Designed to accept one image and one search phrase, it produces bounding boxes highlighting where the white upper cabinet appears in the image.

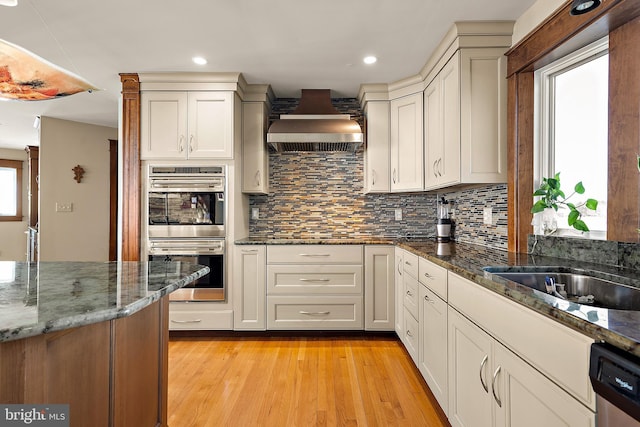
[390,93,424,192]
[363,101,390,193]
[141,91,234,160]
[424,48,507,191]
[242,102,269,194]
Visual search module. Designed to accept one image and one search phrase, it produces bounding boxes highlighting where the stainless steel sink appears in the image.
[483,267,640,311]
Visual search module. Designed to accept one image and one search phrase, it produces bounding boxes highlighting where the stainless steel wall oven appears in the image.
[146,165,226,302]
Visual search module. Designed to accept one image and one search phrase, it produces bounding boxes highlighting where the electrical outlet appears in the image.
[251,208,259,220]
[483,207,493,225]
[394,208,402,221]
[56,202,73,213]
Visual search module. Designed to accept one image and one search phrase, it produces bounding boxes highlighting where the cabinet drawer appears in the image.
[267,265,362,295]
[402,307,419,363]
[402,251,419,278]
[267,245,363,264]
[448,272,595,410]
[267,296,363,330]
[169,303,233,330]
[403,272,419,320]
[419,257,448,300]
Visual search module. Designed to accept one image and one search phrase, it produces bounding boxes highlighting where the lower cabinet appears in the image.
[394,247,405,338]
[448,307,595,427]
[364,245,395,331]
[233,245,266,330]
[169,302,234,330]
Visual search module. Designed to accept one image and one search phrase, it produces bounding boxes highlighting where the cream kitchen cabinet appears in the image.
[448,307,595,427]
[401,250,420,363]
[364,245,395,331]
[394,247,404,337]
[390,93,424,192]
[141,91,235,160]
[266,245,363,330]
[233,245,266,330]
[418,258,448,415]
[363,101,390,193]
[424,48,507,190]
[242,102,269,194]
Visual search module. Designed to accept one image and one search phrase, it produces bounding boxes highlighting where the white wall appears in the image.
[513,0,567,45]
[0,147,28,261]
[39,117,117,261]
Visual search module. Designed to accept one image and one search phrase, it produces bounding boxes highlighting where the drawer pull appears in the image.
[424,295,434,304]
[405,261,413,266]
[406,290,414,297]
[406,330,414,338]
[479,354,489,393]
[299,278,330,282]
[299,253,331,257]
[423,272,435,280]
[299,311,330,316]
[171,319,202,324]
[241,249,259,253]
[492,366,502,407]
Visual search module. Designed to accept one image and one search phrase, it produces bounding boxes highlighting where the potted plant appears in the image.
[531,172,598,232]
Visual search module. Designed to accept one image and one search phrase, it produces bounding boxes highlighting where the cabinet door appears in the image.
[394,248,404,338]
[448,307,492,427]
[419,285,448,415]
[439,53,461,187]
[390,93,424,192]
[140,92,188,159]
[493,343,595,427]
[242,102,269,194]
[424,77,442,189]
[364,245,394,331]
[188,91,234,159]
[364,101,391,193]
[233,246,266,330]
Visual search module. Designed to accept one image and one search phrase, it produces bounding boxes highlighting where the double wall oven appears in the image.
[146,165,226,302]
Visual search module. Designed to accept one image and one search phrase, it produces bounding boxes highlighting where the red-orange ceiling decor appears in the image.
[0,38,97,101]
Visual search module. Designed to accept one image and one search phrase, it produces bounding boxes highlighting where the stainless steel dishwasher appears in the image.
[590,343,640,426]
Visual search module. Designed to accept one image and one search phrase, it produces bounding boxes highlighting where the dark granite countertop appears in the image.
[0,261,209,343]
[236,236,640,357]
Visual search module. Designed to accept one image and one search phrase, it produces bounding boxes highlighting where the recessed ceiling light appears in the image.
[192,56,207,65]
[363,56,377,65]
[0,0,18,6]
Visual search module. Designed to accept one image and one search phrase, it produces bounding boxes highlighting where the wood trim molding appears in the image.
[109,139,118,261]
[506,0,640,252]
[119,74,141,261]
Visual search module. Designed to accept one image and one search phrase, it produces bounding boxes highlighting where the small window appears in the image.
[535,37,608,238]
[0,159,23,222]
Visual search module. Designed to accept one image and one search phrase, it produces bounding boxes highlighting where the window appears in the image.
[0,159,23,222]
[535,37,609,237]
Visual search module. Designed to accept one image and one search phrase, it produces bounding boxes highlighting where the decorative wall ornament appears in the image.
[72,165,85,183]
[0,38,97,101]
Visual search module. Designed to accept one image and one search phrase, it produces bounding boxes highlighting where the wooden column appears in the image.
[119,74,141,261]
[607,16,640,242]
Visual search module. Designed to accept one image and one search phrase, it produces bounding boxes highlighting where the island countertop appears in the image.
[0,261,210,343]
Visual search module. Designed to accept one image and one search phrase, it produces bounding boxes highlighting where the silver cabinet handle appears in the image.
[405,261,413,266]
[392,168,397,184]
[397,262,403,275]
[171,319,202,324]
[479,354,489,393]
[424,295,434,304]
[179,135,185,153]
[433,160,438,178]
[372,169,377,186]
[406,330,413,338]
[406,290,414,297]
[299,253,331,257]
[492,366,502,407]
[255,170,260,186]
[299,311,330,316]
[438,158,443,177]
[241,249,259,253]
[299,278,330,282]
[423,272,435,280]
[189,135,194,152]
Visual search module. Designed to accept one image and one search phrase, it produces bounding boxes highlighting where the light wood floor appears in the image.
[168,334,450,427]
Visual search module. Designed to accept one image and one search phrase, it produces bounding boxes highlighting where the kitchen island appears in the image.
[0,261,209,427]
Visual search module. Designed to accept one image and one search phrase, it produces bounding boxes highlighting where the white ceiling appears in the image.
[0,0,537,150]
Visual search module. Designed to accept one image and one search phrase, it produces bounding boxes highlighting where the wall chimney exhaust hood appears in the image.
[267,89,364,152]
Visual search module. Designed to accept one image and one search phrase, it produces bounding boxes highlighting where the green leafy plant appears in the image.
[531,172,598,232]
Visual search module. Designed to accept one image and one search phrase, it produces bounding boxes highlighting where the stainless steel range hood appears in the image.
[267,89,364,152]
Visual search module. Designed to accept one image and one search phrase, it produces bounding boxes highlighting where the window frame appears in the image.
[533,36,609,236]
[0,159,24,222]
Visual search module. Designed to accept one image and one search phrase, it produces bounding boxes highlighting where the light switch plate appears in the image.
[56,202,73,213]
[483,207,492,225]
[251,208,259,220]
[394,208,402,221]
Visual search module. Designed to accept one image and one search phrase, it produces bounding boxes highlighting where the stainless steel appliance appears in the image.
[590,343,640,426]
[148,239,224,302]
[436,197,452,242]
[147,165,224,238]
[146,165,226,302]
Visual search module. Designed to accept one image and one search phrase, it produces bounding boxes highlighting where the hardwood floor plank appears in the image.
[167,335,450,427]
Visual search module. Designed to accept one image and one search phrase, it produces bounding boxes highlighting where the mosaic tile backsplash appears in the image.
[248,97,509,250]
